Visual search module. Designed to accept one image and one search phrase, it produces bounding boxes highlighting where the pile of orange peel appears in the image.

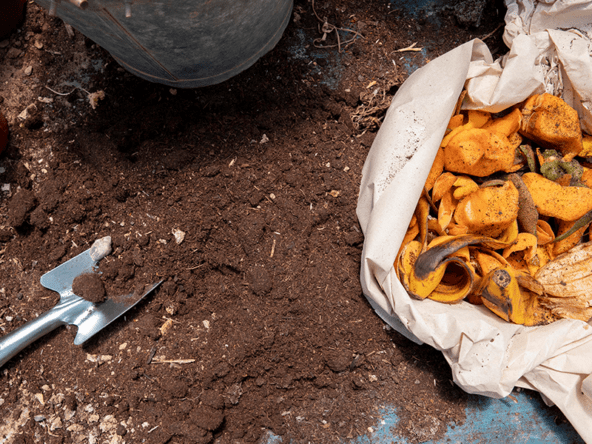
[397,93,592,326]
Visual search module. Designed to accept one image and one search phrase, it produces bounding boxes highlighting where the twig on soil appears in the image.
[395,42,423,52]
[45,424,59,438]
[480,23,504,41]
[45,85,76,96]
[270,238,276,258]
[44,85,105,109]
[146,346,157,365]
[151,358,196,364]
[311,0,363,53]
[507,394,518,403]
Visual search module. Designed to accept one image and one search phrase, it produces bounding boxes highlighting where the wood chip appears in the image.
[151,359,195,364]
[160,318,174,335]
[396,42,422,52]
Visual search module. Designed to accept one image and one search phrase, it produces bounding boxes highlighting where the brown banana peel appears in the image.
[478,266,556,326]
[400,235,512,302]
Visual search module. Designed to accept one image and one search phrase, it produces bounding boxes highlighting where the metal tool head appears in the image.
[40,246,98,297]
[69,281,162,345]
[0,238,161,368]
[39,240,161,345]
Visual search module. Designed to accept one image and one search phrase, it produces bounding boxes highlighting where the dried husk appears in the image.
[535,241,592,300]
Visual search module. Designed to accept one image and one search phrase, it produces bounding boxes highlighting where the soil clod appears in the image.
[72,272,106,304]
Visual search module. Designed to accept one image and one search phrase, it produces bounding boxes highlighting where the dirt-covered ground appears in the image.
[0,1,570,443]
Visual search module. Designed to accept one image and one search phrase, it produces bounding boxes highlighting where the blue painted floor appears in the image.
[353,390,583,444]
[262,389,583,443]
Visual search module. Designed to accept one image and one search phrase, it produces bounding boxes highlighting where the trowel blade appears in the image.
[40,248,97,296]
[73,281,162,345]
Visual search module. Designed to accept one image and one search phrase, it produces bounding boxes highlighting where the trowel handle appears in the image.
[0,309,66,368]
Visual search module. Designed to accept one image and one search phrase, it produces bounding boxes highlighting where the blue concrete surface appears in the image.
[396,47,428,78]
[391,0,449,18]
[262,390,584,443]
[287,29,347,90]
[353,390,583,444]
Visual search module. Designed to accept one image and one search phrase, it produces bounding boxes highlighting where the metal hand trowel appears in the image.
[0,237,161,368]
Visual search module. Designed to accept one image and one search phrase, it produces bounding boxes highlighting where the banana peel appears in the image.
[478,266,556,326]
[400,235,511,302]
[476,241,592,324]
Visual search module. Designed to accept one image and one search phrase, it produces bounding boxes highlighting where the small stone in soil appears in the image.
[116,424,127,436]
[72,273,106,304]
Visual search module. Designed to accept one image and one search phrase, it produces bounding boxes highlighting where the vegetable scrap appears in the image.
[397,93,592,325]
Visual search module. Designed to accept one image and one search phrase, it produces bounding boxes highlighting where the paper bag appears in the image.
[357,2,592,441]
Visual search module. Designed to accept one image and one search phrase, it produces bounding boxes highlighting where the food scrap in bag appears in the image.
[397,93,592,326]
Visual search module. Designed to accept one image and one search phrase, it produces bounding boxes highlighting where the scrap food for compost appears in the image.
[398,92,592,326]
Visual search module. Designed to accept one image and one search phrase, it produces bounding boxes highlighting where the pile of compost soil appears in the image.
[2,1,569,443]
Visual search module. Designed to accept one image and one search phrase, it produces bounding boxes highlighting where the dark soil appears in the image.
[72,273,106,304]
[0,1,522,443]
